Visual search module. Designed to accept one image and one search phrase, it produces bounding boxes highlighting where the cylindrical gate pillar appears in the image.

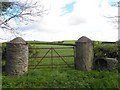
[75,36,94,71]
[6,37,28,75]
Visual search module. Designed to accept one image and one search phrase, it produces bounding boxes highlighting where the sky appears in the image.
[0,0,119,42]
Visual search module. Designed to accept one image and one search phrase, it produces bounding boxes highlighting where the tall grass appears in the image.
[2,69,118,88]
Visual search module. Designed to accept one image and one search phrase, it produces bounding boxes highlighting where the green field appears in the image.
[29,44,74,69]
[2,41,119,89]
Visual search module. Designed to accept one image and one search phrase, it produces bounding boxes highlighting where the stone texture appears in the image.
[94,58,118,70]
[75,36,94,71]
[5,37,28,75]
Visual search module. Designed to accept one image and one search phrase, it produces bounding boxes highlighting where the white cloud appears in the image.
[0,0,118,42]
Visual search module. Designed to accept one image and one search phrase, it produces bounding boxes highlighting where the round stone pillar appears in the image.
[75,36,94,71]
[6,37,28,75]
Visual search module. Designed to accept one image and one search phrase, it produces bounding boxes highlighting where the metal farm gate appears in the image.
[29,45,75,69]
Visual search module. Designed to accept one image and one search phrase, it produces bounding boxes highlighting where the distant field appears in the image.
[27,40,76,46]
[29,43,74,69]
[63,40,76,44]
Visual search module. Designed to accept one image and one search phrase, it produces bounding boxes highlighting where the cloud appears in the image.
[0,0,118,42]
[100,0,118,16]
[21,0,118,41]
[67,16,85,25]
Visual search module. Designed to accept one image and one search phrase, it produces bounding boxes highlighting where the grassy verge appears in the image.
[2,69,118,88]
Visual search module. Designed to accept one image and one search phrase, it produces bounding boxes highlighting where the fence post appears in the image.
[75,36,94,71]
[5,37,28,75]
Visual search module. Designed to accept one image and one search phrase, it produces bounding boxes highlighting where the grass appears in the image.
[29,44,74,69]
[63,40,76,44]
[2,69,118,88]
[2,41,119,89]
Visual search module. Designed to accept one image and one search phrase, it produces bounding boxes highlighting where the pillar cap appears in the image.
[8,37,27,44]
[76,36,92,43]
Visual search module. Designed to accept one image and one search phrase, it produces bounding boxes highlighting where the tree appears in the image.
[0,1,12,12]
[0,0,47,38]
[103,1,120,29]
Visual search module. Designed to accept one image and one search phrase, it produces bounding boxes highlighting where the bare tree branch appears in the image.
[0,0,48,38]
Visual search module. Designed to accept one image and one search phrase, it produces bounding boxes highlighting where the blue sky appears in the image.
[61,0,120,16]
[61,0,120,15]
[99,0,120,7]
[61,1,76,16]
[0,0,119,42]
[108,0,120,6]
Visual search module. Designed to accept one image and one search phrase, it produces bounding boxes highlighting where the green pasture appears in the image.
[29,44,74,69]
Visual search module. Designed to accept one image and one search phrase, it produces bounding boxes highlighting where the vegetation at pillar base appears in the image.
[2,40,119,88]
